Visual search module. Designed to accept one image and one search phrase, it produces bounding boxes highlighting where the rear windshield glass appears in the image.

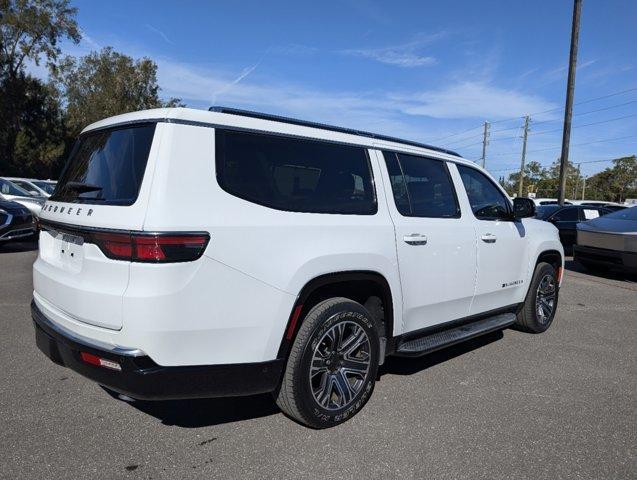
[33,181,57,195]
[603,205,637,220]
[51,124,156,205]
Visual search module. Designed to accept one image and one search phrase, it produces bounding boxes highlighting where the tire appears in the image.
[514,262,559,333]
[276,297,380,429]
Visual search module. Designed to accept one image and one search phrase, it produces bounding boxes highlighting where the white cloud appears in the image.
[394,82,558,120]
[145,24,174,46]
[344,48,436,67]
[342,32,445,68]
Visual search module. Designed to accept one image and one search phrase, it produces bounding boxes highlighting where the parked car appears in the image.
[0,178,45,216]
[32,107,564,428]
[0,197,36,243]
[574,206,637,275]
[32,179,57,196]
[5,177,55,198]
[530,197,574,206]
[535,204,613,249]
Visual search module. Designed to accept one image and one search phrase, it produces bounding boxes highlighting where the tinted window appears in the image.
[33,181,57,195]
[551,208,579,221]
[604,205,637,220]
[0,178,31,196]
[457,165,510,219]
[383,152,459,218]
[216,130,376,214]
[52,124,156,205]
[535,205,560,219]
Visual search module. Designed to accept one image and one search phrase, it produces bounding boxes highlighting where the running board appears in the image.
[395,313,516,357]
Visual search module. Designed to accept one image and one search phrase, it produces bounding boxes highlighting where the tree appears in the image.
[584,156,637,202]
[0,0,80,170]
[52,47,182,136]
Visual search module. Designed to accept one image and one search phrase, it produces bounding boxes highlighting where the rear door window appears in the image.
[382,151,459,218]
[51,123,156,206]
[216,130,376,215]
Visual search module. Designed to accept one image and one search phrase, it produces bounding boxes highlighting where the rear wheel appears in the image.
[514,262,559,333]
[276,297,380,429]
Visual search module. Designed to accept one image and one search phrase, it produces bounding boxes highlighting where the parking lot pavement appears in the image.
[1,244,635,480]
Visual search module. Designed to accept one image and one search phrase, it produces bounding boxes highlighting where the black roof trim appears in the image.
[208,106,461,157]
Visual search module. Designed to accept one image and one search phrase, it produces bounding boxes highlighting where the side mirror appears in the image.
[512,197,535,220]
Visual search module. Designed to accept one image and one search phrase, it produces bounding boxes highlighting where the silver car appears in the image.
[0,178,45,216]
[574,206,637,275]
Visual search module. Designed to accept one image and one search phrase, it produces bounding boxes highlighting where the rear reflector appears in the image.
[80,352,122,371]
[91,232,209,263]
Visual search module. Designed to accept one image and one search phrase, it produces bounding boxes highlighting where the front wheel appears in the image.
[276,297,380,429]
[514,262,559,333]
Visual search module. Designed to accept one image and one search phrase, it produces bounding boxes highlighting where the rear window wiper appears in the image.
[64,182,103,194]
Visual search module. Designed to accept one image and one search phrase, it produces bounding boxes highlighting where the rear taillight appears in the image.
[91,232,209,263]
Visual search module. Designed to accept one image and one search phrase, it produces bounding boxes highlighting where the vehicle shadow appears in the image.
[121,331,505,428]
[118,391,281,428]
[379,330,504,376]
[0,238,39,254]
[565,258,636,282]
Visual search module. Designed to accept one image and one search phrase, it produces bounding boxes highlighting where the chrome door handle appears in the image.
[403,233,428,246]
[481,233,497,243]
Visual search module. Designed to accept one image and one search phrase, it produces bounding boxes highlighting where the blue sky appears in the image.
[32,0,637,178]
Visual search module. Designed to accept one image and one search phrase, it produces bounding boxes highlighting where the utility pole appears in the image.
[581,175,586,199]
[518,115,530,198]
[557,0,583,206]
[575,163,581,199]
[480,121,490,168]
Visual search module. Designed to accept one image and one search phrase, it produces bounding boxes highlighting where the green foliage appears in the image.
[503,156,637,202]
[0,1,182,177]
[0,0,79,174]
[583,156,637,202]
[0,0,80,76]
[52,47,183,136]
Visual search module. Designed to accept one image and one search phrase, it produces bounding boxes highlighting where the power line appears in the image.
[431,86,637,145]
[444,132,484,146]
[530,99,637,126]
[531,113,637,136]
[486,134,637,157]
[432,124,484,142]
[488,156,627,173]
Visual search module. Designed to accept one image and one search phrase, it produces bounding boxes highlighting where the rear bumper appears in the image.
[32,301,284,400]
[573,245,637,274]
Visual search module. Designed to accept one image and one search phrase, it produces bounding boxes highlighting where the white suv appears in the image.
[32,107,563,428]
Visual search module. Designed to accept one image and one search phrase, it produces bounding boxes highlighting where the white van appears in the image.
[33,107,563,428]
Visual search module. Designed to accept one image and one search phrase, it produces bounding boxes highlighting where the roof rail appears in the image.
[208,106,461,157]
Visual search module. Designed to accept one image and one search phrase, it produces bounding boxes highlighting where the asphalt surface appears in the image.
[1,240,636,480]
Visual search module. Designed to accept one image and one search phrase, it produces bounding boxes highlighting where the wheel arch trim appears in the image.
[276,270,395,360]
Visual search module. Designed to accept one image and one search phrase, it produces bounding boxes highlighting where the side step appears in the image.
[395,313,516,357]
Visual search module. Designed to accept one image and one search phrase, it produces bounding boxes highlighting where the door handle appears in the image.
[403,233,428,246]
[481,233,497,243]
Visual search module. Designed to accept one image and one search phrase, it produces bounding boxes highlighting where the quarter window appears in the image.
[457,165,510,220]
[383,152,460,218]
[216,130,376,215]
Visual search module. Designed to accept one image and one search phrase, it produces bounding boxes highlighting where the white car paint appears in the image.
[33,107,564,368]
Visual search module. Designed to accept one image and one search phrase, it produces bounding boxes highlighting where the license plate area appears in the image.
[40,228,85,272]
